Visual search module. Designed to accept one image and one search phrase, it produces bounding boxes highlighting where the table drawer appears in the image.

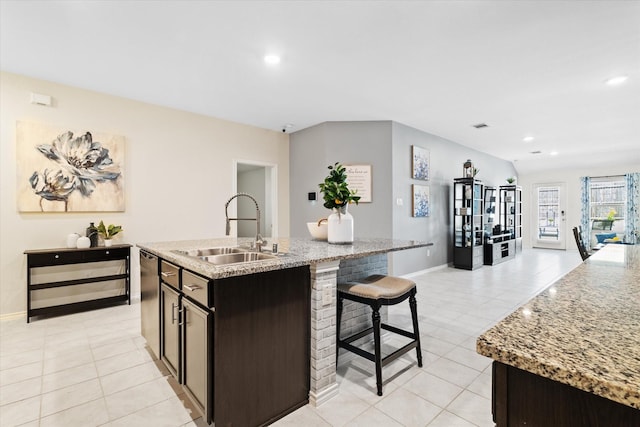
[160,260,180,289]
[182,270,211,308]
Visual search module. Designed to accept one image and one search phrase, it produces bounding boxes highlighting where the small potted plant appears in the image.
[318,162,360,244]
[97,220,123,247]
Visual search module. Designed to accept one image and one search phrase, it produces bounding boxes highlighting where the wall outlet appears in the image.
[396,198,403,206]
[322,285,332,305]
[427,249,430,257]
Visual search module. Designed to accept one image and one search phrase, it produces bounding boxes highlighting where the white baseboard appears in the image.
[0,311,26,322]
[309,383,339,407]
[401,263,449,278]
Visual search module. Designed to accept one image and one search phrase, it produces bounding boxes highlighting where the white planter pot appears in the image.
[328,206,354,244]
[104,239,113,247]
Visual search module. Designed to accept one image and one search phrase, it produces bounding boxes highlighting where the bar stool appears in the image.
[336,274,423,396]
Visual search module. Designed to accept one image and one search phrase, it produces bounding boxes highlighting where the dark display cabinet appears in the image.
[454,178,484,270]
[500,185,523,252]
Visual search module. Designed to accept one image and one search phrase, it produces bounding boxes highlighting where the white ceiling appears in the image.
[1,1,639,175]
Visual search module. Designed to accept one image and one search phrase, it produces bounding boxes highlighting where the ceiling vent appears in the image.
[472,123,488,129]
[530,150,543,154]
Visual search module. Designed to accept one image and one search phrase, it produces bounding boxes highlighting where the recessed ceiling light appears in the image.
[530,150,542,155]
[523,136,534,142]
[472,123,488,129]
[264,55,281,65]
[550,151,558,156]
[605,75,628,86]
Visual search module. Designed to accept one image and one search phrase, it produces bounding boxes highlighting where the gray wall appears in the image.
[290,121,393,239]
[390,122,517,275]
[290,120,517,275]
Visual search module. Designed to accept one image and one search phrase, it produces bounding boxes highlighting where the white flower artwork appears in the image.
[17,122,125,212]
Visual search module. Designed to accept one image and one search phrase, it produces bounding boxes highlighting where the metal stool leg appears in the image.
[409,289,423,367]
[372,302,383,396]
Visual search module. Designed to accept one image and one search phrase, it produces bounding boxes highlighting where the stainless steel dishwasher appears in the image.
[140,250,160,358]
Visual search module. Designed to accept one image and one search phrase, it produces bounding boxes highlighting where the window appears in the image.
[589,178,626,230]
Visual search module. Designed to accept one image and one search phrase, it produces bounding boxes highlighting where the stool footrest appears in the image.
[342,326,374,345]
[381,323,418,340]
[338,323,419,367]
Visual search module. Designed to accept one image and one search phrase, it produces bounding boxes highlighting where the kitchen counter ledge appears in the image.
[137,237,431,280]
[477,244,640,410]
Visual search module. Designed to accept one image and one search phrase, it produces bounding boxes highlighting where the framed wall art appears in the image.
[345,164,372,203]
[412,145,430,180]
[17,121,125,212]
[412,184,430,217]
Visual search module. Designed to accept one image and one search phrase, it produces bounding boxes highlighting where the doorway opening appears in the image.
[232,161,278,239]
[532,183,566,249]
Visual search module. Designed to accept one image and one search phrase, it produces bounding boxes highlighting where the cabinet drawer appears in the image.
[160,261,180,289]
[83,247,129,263]
[28,251,84,267]
[182,270,211,308]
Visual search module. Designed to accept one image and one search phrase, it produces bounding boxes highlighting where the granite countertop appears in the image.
[477,244,640,409]
[137,237,431,280]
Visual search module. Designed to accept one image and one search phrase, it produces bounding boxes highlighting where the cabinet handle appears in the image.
[161,271,176,277]
[178,307,185,326]
[171,302,177,324]
[183,284,201,292]
[55,255,59,259]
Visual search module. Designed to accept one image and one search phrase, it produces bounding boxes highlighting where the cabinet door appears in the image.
[182,298,212,424]
[160,283,180,379]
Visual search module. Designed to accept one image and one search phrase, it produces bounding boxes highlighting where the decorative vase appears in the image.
[86,222,98,248]
[328,205,354,244]
[66,233,80,248]
[76,236,91,248]
[104,239,113,247]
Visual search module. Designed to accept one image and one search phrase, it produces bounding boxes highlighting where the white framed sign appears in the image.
[345,164,372,203]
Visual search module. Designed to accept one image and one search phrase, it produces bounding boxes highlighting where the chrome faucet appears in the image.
[225,193,265,249]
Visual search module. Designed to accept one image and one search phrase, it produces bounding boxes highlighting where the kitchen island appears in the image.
[138,237,430,426]
[477,244,640,426]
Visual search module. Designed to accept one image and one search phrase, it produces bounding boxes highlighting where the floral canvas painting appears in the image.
[412,184,430,217]
[412,145,430,180]
[17,122,125,212]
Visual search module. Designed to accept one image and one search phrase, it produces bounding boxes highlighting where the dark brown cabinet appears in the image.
[146,255,311,427]
[25,245,131,322]
[214,266,310,427]
[492,362,640,426]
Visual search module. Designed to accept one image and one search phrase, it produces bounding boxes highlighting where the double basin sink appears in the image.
[174,246,277,266]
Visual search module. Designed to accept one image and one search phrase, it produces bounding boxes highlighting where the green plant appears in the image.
[97,220,123,239]
[506,177,516,184]
[606,209,616,221]
[318,162,361,210]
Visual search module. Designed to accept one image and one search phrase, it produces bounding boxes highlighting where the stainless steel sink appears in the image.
[199,252,277,265]
[184,247,246,257]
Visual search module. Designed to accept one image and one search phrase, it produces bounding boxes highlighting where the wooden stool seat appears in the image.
[337,274,423,396]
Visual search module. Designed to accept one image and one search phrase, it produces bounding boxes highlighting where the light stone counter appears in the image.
[477,244,640,410]
[137,237,431,279]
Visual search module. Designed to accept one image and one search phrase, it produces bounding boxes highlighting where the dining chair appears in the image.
[573,226,590,261]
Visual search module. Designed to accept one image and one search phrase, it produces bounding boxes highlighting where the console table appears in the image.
[25,244,131,322]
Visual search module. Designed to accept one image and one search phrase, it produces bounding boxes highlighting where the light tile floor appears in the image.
[0,248,581,427]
